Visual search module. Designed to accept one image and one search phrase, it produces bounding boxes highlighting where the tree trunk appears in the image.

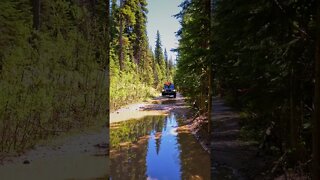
[118,0,124,71]
[106,0,110,68]
[91,0,96,17]
[313,1,320,178]
[208,0,215,133]
[289,67,298,150]
[208,66,213,133]
[32,0,40,30]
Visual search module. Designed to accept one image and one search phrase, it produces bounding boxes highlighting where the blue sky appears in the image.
[146,0,182,60]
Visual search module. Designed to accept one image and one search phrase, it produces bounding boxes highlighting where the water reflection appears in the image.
[110,113,210,180]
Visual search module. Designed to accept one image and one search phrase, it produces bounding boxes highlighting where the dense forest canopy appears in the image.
[109,0,175,111]
[0,0,108,154]
[174,0,320,177]
[2,0,320,178]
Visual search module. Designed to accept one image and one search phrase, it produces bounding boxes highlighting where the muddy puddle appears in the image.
[0,128,108,180]
[110,113,210,180]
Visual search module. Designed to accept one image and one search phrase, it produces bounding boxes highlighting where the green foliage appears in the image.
[212,0,316,157]
[0,0,108,154]
[174,0,211,111]
[110,0,175,111]
[176,0,317,168]
[155,30,164,65]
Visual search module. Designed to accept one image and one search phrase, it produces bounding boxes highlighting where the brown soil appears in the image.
[110,93,193,123]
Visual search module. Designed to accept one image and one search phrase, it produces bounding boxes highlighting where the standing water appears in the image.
[110,113,210,179]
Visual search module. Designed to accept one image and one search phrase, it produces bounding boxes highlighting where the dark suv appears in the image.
[162,83,176,98]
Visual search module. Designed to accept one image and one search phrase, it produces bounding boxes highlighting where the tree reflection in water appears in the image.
[110,113,210,180]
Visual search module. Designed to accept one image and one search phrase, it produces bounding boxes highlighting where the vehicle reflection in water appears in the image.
[110,113,210,180]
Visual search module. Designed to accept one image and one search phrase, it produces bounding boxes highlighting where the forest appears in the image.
[109,0,175,111]
[2,0,320,178]
[174,0,320,178]
[0,0,108,156]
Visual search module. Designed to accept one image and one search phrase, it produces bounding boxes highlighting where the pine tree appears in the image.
[174,0,211,113]
[109,0,169,110]
[133,0,148,67]
[155,30,164,65]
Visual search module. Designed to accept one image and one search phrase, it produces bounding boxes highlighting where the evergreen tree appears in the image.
[154,30,164,65]
[176,0,318,174]
[133,0,148,67]
[174,0,211,113]
[109,0,173,110]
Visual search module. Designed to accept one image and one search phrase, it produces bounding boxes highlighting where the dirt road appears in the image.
[211,97,271,179]
[110,93,193,123]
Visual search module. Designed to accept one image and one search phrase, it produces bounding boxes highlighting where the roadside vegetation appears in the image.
[109,0,175,111]
[0,0,108,156]
[174,0,212,117]
[175,0,320,178]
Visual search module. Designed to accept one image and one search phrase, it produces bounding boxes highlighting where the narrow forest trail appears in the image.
[211,97,270,179]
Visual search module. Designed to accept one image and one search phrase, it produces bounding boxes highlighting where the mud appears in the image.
[0,126,109,180]
[110,94,192,123]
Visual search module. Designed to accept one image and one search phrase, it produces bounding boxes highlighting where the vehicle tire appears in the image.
[173,94,176,98]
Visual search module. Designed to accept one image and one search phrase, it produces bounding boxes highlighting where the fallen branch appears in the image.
[271,151,287,174]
